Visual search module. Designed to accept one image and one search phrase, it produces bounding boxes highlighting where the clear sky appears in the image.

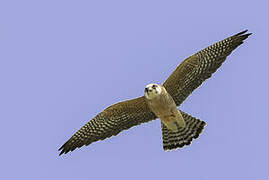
[1,0,268,179]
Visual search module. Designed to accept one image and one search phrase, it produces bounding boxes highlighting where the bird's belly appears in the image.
[148,95,177,120]
[147,93,183,132]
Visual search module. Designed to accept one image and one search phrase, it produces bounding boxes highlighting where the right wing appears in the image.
[58,96,157,155]
[163,30,251,106]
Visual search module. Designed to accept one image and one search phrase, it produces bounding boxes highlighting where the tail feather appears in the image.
[162,110,206,150]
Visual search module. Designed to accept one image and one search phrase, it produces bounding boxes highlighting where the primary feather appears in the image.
[163,30,251,106]
[59,97,156,155]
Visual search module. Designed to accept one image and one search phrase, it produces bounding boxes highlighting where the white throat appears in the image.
[144,83,162,100]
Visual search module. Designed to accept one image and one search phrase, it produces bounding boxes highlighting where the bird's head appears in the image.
[144,83,162,99]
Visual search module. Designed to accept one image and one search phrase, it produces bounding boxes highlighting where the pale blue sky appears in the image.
[0,0,268,179]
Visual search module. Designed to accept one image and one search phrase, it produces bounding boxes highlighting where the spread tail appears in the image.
[162,110,206,150]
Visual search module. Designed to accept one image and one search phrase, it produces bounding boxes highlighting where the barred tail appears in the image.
[162,110,206,150]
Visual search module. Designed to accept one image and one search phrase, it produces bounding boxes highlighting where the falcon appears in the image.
[59,30,251,155]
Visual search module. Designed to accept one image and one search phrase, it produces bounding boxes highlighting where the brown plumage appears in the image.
[59,97,156,155]
[144,84,186,132]
[162,111,206,150]
[163,30,251,106]
[59,30,251,155]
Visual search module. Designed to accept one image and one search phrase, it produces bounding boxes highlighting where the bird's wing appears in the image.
[59,96,156,155]
[163,30,251,106]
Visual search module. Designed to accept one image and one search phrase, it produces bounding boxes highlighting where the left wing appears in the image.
[163,30,251,106]
[58,96,156,155]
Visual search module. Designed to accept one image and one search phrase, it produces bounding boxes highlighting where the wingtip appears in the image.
[58,146,65,156]
[58,146,63,151]
[58,148,69,156]
[236,29,252,37]
[58,141,69,156]
[236,29,248,35]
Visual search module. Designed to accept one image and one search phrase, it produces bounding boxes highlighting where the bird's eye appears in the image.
[152,85,156,89]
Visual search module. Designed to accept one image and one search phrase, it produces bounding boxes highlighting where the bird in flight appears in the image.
[59,30,251,156]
